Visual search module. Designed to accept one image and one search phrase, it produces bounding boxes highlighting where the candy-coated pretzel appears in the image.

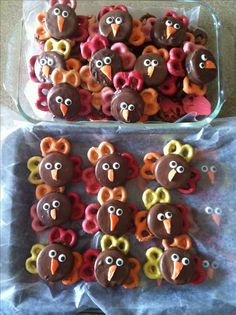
[185,32,195,43]
[140,88,160,116]
[193,28,208,46]
[163,140,194,162]
[35,184,65,200]
[66,58,81,71]
[159,75,178,96]
[82,167,101,195]
[44,39,71,59]
[113,71,143,91]
[121,152,139,180]
[82,203,100,234]
[30,204,47,232]
[62,252,83,285]
[49,0,77,9]
[88,16,98,35]
[36,83,52,112]
[27,156,43,185]
[101,235,130,255]
[70,156,83,183]
[142,187,171,210]
[40,137,71,157]
[183,76,207,96]
[80,249,100,282]
[183,42,204,54]
[178,168,201,194]
[111,43,136,71]
[141,17,157,42]
[162,234,192,250]
[35,12,50,42]
[128,19,145,47]
[97,186,128,205]
[167,48,186,77]
[122,258,141,289]
[79,65,104,92]
[158,97,185,122]
[25,244,45,274]
[51,68,81,87]
[77,88,92,116]
[68,192,85,221]
[143,247,163,279]
[87,141,115,165]
[191,255,206,285]
[164,10,189,27]
[176,204,191,232]
[80,34,109,60]
[142,45,169,62]
[29,56,39,82]
[91,91,103,111]
[134,211,153,242]
[98,4,128,19]
[140,152,161,180]
[48,227,78,248]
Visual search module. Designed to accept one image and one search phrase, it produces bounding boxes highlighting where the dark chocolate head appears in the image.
[152,17,187,48]
[39,152,73,187]
[111,88,144,123]
[45,4,77,39]
[94,248,130,287]
[36,244,74,282]
[99,9,133,43]
[47,83,80,119]
[97,200,131,236]
[95,153,128,188]
[159,247,195,284]
[34,51,66,83]
[36,192,71,227]
[89,48,122,86]
[154,154,191,190]
[134,53,168,87]
[147,204,183,239]
[185,48,217,85]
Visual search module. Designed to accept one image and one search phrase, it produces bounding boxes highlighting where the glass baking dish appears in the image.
[6,0,224,128]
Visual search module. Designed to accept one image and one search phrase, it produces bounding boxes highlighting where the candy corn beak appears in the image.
[212,213,221,226]
[60,103,68,117]
[57,15,65,33]
[51,169,58,181]
[111,23,120,37]
[147,66,155,78]
[122,109,129,121]
[50,208,57,220]
[171,261,183,280]
[205,60,216,69]
[42,65,50,78]
[207,171,215,185]
[168,168,177,182]
[166,26,176,39]
[207,267,214,279]
[51,258,59,275]
[101,65,112,81]
[108,169,114,182]
[108,265,117,282]
[156,278,162,286]
[163,219,171,234]
[110,213,119,231]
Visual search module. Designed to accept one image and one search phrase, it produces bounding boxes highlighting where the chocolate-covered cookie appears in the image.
[159,247,195,285]
[99,9,133,43]
[47,83,80,119]
[152,17,187,48]
[36,244,74,282]
[111,88,144,123]
[185,48,217,85]
[39,152,73,187]
[89,48,122,86]
[154,154,191,190]
[147,204,183,239]
[95,153,128,188]
[34,51,66,83]
[45,4,77,39]
[36,192,71,227]
[134,53,168,87]
[97,200,131,236]
[94,248,130,287]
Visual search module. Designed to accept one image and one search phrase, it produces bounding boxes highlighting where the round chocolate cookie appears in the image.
[111,88,144,123]
[47,83,80,119]
[89,48,122,86]
[45,4,77,39]
[34,51,66,83]
[95,153,128,188]
[97,200,131,236]
[99,9,133,43]
[134,53,168,87]
[147,203,183,239]
[154,154,191,190]
[39,152,73,187]
[36,192,71,227]
[159,247,195,285]
[185,48,217,85]
[37,244,74,282]
[152,17,187,48]
[94,248,130,287]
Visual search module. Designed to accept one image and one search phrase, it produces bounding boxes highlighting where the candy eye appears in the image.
[65,98,72,106]
[106,16,114,24]
[116,258,124,266]
[128,104,135,111]
[211,261,219,269]
[205,206,213,215]
[115,17,122,24]
[45,162,52,170]
[95,60,103,68]
[53,8,61,15]
[157,213,165,221]
[52,200,60,208]
[108,206,116,214]
[105,256,113,264]
[58,254,67,262]
[165,212,172,219]
[120,102,128,110]
[39,58,47,66]
[171,253,179,262]
[49,250,57,258]
[210,165,217,173]
[169,160,177,168]
[199,62,205,69]
[165,20,172,26]
[144,59,151,66]
[113,162,120,170]
[201,54,208,61]
[54,162,62,170]
[151,59,159,67]
[202,260,210,268]
[43,203,50,211]
[174,23,180,30]
[102,163,110,171]
[182,257,190,265]
[177,166,184,173]
[104,57,112,65]
[201,165,208,172]
[214,208,222,215]
[47,58,54,66]
[116,208,123,216]
[62,11,69,18]
[55,96,63,103]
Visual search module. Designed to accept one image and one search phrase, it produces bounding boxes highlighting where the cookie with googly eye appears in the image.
[152,17,187,48]
[34,52,66,83]
[89,48,122,86]
[99,9,133,43]
[204,206,223,226]
[134,53,168,87]
[111,87,144,123]
[36,192,71,227]
[47,83,80,119]
[94,248,130,287]
[39,152,73,187]
[97,200,131,236]
[185,48,217,85]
